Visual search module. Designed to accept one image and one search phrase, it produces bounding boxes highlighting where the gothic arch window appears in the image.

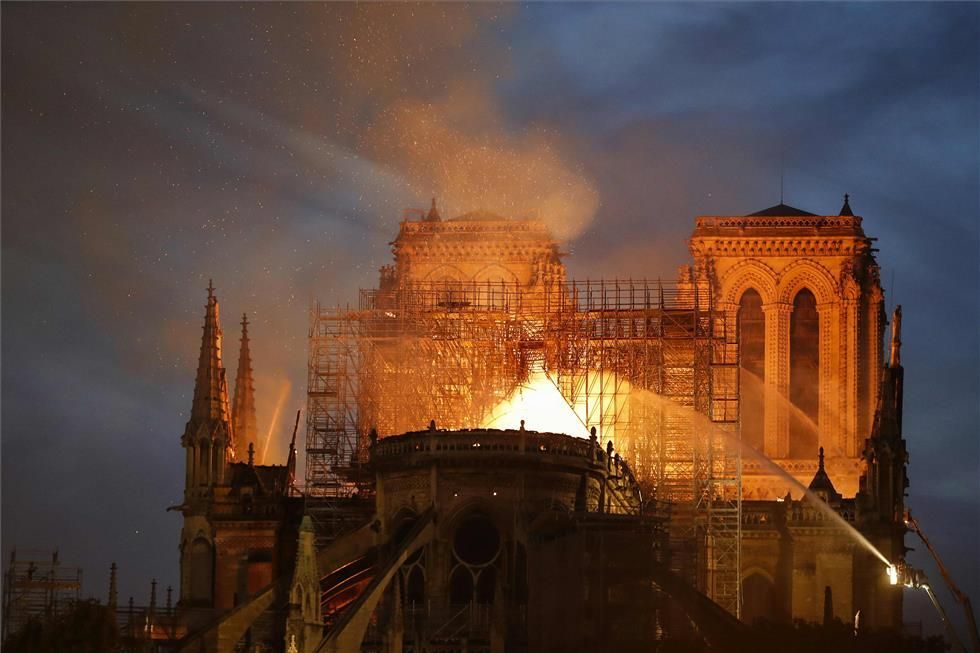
[188,443,197,482]
[425,266,466,309]
[789,289,819,457]
[741,572,776,624]
[395,505,427,606]
[404,565,425,604]
[450,566,474,605]
[197,441,210,485]
[211,441,221,482]
[474,265,517,309]
[449,512,501,605]
[189,538,213,602]
[436,276,464,309]
[738,289,765,451]
[513,543,528,604]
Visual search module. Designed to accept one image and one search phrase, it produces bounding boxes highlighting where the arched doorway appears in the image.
[741,572,776,624]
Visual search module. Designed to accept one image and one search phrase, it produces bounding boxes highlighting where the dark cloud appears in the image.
[2,2,977,635]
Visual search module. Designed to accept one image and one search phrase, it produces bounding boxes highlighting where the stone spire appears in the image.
[182,281,234,488]
[859,304,907,524]
[877,305,904,436]
[148,578,157,620]
[839,193,854,216]
[108,562,118,612]
[889,305,902,368]
[286,410,300,489]
[425,197,441,222]
[808,446,841,504]
[232,313,257,461]
[190,280,232,426]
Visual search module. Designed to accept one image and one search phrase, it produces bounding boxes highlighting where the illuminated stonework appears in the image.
[689,198,884,498]
[387,199,566,289]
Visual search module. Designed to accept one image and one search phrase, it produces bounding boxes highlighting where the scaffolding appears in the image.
[305,278,741,614]
[2,549,82,640]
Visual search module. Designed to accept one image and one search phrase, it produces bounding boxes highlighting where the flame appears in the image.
[482,370,629,443]
[483,371,589,437]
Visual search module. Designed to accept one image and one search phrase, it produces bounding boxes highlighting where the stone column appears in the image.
[763,303,792,458]
[817,301,842,458]
[865,286,884,443]
[841,296,859,457]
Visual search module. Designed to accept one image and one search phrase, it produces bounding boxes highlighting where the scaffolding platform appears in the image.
[304,278,741,615]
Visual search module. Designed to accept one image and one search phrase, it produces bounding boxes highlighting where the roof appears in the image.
[748,203,816,217]
[448,209,511,222]
[229,462,290,496]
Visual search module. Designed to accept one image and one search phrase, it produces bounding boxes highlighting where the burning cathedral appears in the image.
[160,196,911,651]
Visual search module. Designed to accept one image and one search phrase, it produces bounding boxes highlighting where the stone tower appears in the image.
[688,196,885,498]
[179,281,234,607]
[385,198,566,290]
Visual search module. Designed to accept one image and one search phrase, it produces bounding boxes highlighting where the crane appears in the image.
[905,510,980,653]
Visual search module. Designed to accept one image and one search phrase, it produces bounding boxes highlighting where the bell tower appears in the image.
[689,196,885,498]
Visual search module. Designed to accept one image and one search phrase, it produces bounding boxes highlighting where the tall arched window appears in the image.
[789,289,819,457]
[738,289,765,451]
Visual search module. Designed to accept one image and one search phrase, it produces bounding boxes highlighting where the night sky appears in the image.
[2,2,977,636]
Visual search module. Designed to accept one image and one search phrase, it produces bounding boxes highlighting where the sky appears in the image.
[2,2,977,637]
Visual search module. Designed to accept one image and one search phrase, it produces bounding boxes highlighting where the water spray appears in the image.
[628,386,894,569]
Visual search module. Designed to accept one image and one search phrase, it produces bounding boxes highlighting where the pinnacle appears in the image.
[232,311,258,461]
[190,282,231,425]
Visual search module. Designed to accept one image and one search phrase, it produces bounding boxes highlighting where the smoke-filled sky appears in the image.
[2,2,977,635]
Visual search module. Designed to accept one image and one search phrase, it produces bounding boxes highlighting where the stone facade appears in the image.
[177,283,304,645]
[688,199,885,499]
[360,426,673,652]
[167,197,909,651]
[386,200,566,290]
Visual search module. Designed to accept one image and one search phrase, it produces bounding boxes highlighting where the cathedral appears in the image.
[161,196,909,652]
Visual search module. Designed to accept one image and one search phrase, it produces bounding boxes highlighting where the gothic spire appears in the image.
[108,562,118,612]
[183,281,234,489]
[149,578,157,617]
[190,280,232,425]
[425,197,441,221]
[232,313,257,461]
[286,410,300,489]
[868,306,905,447]
[860,305,907,523]
[839,193,854,216]
[889,305,902,368]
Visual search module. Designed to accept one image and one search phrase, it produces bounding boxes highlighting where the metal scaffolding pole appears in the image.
[303,278,741,613]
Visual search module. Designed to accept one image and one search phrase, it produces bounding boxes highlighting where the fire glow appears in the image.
[483,371,589,437]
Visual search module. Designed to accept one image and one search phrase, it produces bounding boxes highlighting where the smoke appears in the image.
[363,82,599,240]
[302,3,600,239]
